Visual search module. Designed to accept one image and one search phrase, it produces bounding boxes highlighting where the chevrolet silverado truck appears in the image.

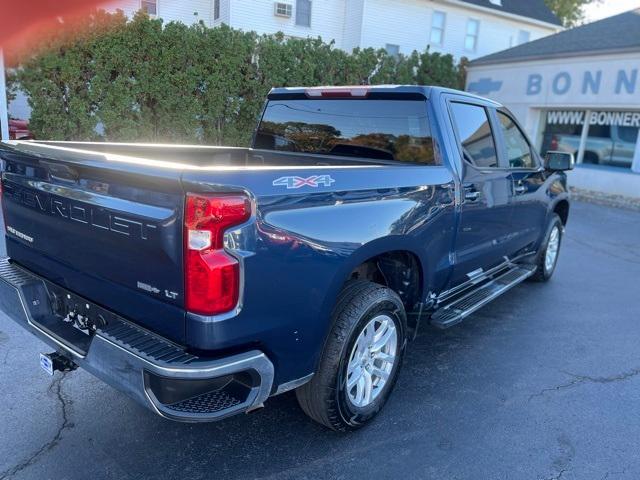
[0,86,573,431]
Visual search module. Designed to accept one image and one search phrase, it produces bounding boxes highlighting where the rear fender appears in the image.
[309,237,427,373]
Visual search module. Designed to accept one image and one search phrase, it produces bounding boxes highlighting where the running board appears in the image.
[430,265,536,329]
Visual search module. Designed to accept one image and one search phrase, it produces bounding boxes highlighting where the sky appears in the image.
[584,0,640,21]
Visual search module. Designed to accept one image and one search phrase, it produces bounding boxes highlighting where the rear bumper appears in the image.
[0,257,274,422]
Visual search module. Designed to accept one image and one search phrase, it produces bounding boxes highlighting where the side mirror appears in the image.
[544,151,575,171]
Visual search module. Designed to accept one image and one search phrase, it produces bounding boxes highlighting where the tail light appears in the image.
[550,135,559,151]
[184,193,251,315]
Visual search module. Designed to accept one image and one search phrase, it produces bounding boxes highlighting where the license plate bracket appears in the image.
[39,353,54,376]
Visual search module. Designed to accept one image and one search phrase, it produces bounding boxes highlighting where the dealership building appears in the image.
[466,9,640,198]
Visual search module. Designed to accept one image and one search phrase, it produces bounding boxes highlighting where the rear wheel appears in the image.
[296,280,406,431]
[531,214,563,282]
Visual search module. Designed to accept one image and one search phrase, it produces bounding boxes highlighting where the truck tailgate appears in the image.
[0,143,186,342]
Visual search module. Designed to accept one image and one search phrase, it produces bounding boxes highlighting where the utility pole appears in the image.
[575,110,591,165]
[0,49,9,141]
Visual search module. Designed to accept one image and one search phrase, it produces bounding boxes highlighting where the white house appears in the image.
[7,0,561,121]
[106,0,561,58]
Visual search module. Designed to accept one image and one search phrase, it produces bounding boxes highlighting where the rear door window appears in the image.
[254,99,437,165]
[449,102,499,168]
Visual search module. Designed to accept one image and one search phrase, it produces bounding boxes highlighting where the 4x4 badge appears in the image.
[272,175,335,189]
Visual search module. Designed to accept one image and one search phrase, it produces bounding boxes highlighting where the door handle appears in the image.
[514,184,527,195]
[465,191,480,201]
[463,185,481,202]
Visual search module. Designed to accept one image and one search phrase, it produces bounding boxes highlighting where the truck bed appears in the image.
[27,141,395,168]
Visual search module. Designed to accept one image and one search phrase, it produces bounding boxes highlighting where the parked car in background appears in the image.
[8,119,35,140]
[546,124,638,167]
[0,86,573,431]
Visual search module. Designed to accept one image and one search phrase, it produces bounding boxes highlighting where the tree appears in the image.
[544,0,601,27]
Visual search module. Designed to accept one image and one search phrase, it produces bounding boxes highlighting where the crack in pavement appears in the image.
[566,235,640,266]
[542,468,568,480]
[0,373,73,480]
[602,466,628,480]
[529,367,640,401]
[540,434,574,480]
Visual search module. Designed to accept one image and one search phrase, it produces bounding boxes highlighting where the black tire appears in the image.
[530,213,564,282]
[296,280,407,431]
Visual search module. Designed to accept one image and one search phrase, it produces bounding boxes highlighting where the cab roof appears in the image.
[267,85,502,107]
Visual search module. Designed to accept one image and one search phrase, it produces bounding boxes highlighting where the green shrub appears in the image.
[13,10,466,145]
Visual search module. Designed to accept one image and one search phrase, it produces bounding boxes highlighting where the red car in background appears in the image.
[9,119,34,140]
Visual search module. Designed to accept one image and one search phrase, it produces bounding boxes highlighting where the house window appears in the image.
[430,11,446,46]
[141,0,157,16]
[296,0,312,27]
[275,3,292,17]
[518,30,530,45]
[214,0,220,20]
[385,44,400,58]
[465,19,480,52]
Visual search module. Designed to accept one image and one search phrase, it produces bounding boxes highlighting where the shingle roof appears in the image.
[471,9,640,66]
[460,0,562,26]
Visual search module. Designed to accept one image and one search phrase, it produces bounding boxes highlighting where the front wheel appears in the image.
[296,280,406,431]
[530,213,564,282]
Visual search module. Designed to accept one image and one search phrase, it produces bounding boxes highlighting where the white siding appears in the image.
[158,0,214,25]
[214,0,231,26]
[359,0,429,56]
[101,0,558,58]
[229,0,347,47]
[105,0,214,25]
[359,0,555,59]
[342,0,365,51]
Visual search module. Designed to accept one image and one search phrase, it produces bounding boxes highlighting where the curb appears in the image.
[570,187,640,212]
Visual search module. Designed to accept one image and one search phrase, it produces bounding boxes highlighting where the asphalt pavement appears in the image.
[1,200,639,480]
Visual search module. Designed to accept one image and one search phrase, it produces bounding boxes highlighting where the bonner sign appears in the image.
[526,69,638,96]
[547,110,640,127]
[466,56,640,107]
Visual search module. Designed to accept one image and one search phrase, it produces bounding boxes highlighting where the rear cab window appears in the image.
[254,97,438,165]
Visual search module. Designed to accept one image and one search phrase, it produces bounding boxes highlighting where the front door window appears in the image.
[497,112,535,169]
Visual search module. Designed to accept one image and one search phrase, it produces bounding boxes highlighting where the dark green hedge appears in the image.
[11,10,466,145]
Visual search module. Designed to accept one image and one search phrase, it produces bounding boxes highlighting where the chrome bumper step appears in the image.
[0,257,275,422]
[430,265,536,329]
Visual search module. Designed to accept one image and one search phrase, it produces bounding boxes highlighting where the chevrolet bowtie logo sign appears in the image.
[467,78,503,95]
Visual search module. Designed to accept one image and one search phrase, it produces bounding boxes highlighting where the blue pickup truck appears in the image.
[0,86,573,431]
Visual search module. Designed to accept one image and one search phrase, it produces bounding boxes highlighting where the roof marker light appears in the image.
[304,87,370,98]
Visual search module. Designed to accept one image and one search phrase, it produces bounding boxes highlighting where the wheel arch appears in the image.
[553,198,570,226]
[310,239,428,375]
[332,239,426,314]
